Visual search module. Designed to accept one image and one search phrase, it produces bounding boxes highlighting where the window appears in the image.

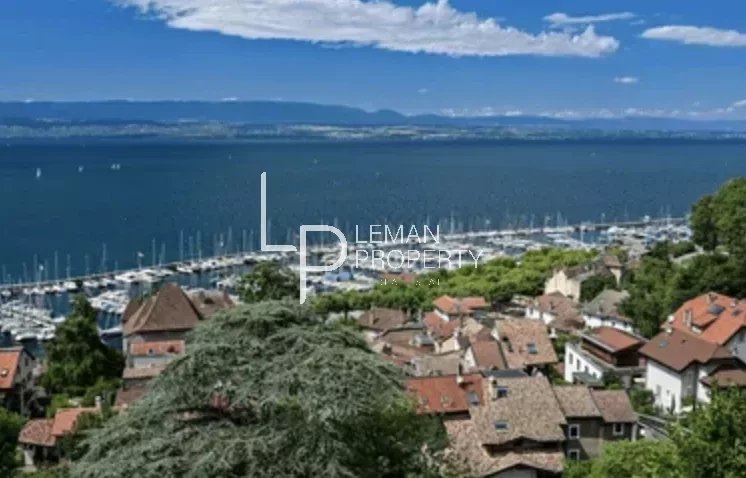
[497,386,509,398]
[613,423,625,436]
[494,420,509,431]
[527,342,538,355]
[467,391,480,406]
[568,449,580,461]
[568,424,580,439]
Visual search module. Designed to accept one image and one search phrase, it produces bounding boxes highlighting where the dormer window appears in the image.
[497,386,509,398]
[527,343,538,355]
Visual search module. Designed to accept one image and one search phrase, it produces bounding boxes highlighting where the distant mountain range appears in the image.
[2,100,746,132]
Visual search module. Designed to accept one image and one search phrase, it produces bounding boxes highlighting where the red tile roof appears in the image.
[496,319,558,369]
[669,292,746,345]
[423,312,460,339]
[0,347,23,390]
[701,366,746,388]
[640,328,734,372]
[18,418,56,447]
[586,327,644,353]
[433,295,488,315]
[115,386,149,408]
[51,407,97,437]
[129,340,185,357]
[407,373,483,414]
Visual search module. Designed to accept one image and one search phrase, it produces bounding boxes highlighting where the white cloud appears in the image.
[544,12,635,27]
[641,25,746,47]
[116,0,619,58]
[614,76,639,84]
[418,88,429,95]
[732,99,746,108]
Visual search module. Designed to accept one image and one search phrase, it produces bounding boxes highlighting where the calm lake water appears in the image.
[1,139,745,282]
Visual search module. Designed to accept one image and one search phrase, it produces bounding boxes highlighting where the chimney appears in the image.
[95,395,102,411]
[456,363,464,386]
[708,293,716,304]
[685,309,693,329]
[489,377,499,401]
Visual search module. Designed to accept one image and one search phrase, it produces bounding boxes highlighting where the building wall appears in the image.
[525,307,556,327]
[725,330,746,364]
[565,418,603,459]
[544,271,581,300]
[583,315,634,333]
[494,469,537,478]
[646,360,684,414]
[564,343,604,383]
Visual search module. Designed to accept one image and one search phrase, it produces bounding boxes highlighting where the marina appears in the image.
[0,215,690,353]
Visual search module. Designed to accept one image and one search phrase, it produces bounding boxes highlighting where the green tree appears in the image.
[239,261,300,303]
[72,301,444,478]
[691,195,718,251]
[692,178,746,258]
[0,407,24,476]
[580,440,681,478]
[672,387,746,478]
[42,296,124,396]
[580,273,618,302]
[619,251,676,338]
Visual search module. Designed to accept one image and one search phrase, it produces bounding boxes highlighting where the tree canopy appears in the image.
[72,300,443,478]
[239,261,300,303]
[314,248,597,315]
[0,407,24,476]
[692,178,746,258]
[41,296,124,396]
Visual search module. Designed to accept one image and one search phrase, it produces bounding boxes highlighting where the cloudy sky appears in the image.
[2,0,746,119]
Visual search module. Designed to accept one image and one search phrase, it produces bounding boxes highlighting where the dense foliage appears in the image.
[0,407,24,476]
[564,440,680,478]
[692,178,746,258]
[315,248,596,314]
[41,296,124,396]
[239,261,300,303]
[72,300,444,478]
[579,273,618,302]
[622,178,746,338]
[672,387,746,478]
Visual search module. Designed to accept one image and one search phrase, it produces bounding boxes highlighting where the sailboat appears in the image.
[35,168,42,179]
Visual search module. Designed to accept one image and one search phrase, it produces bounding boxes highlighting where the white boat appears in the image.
[35,168,42,179]
[63,281,78,292]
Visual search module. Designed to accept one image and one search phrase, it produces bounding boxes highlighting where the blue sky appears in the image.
[2,0,746,119]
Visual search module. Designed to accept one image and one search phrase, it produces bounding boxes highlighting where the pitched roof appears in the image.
[445,419,564,476]
[433,295,488,315]
[639,328,734,372]
[0,347,23,390]
[411,352,462,377]
[188,289,234,318]
[669,292,746,345]
[128,340,185,357]
[584,327,645,353]
[407,373,483,414]
[51,407,97,437]
[357,308,408,332]
[583,289,631,322]
[123,283,203,336]
[115,386,149,408]
[423,312,461,340]
[470,340,507,371]
[123,365,168,380]
[590,390,637,423]
[553,386,601,418]
[700,366,746,388]
[18,418,56,447]
[534,293,584,332]
[469,376,567,446]
[496,319,558,369]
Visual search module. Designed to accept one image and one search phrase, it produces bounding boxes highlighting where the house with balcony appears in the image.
[564,327,646,387]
